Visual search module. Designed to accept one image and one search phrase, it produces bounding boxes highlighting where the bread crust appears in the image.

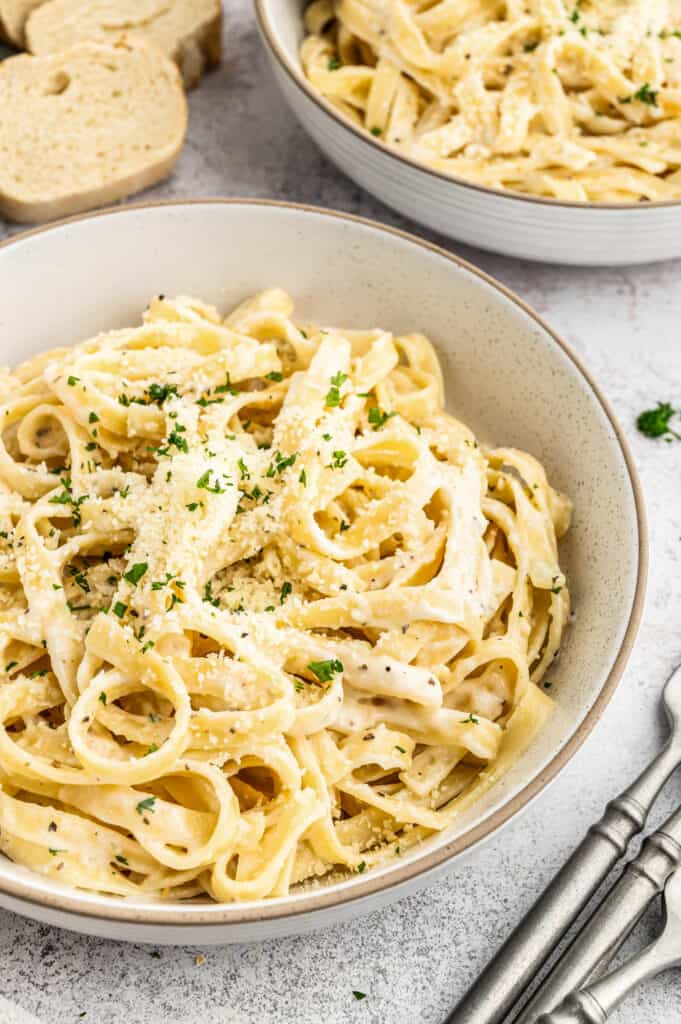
[0,138,183,224]
[174,6,222,90]
[0,0,46,46]
[23,0,223,89]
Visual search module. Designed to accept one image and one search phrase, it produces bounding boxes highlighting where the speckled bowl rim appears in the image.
[255,0,681,213]
[0,198,647,928]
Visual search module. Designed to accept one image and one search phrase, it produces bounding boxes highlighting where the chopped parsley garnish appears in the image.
[135,796,156,816]
[115,854,129,866]
[307,658,343,683]
[48,848,66,856]
[5,661,17,672]
[215,372,239,396]
[325,371,348,408]
[340,520,350,532]
[637,402,680,440]
[395,745,406,754]
[196,469,229,493]
[146,743,159,755]
[167,427,189,453]
[203,581,220,607]
[48,484,88,526]
[48,489,72,506]
[280,581,292,604]
[266,450,298,476]
[112,601,127,618]
[147,382,178,405]
[85,442,97,451]
[352,991,367,1001]
[237,457,250,481]
[368,406,397,430]
[462,713,479,724]
[266,371,283,382]
[196,396,224,407]
[74,572,90,593]
[124,562,148,586]
[620,83,659,106]
[299,468,307,486]
[370,126,382,136]
[186,501,202,511]
[88,411,99,423]
[330,449,348,469]
[67,375,80,386]
[328,56,341,70]
[98,692,107,705]
[357,861,366,873]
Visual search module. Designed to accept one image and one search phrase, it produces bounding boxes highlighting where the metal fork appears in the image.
[537,868,681,1023]
[447,663,681,1024]
[513,799,681,1022]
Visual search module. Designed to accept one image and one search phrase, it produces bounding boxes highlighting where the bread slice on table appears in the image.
[0,0,46,46]
[25,0,222,89]
[0,39,187,223]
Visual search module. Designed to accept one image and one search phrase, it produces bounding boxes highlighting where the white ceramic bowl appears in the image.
[0,200,645,944]
[256,0,681,266]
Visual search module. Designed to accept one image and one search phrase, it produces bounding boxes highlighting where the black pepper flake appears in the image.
[48,822,57,833]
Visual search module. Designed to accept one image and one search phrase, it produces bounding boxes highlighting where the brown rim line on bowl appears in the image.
[0,199,648,938]
[255,0,681,265]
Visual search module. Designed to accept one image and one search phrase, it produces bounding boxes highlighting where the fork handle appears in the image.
[536,991,606,1024]
[538,936,674,1024]
[512,811,681,1023]
[447,742,679,1024]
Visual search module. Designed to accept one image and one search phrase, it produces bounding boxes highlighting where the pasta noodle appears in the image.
[0,289,570,902]
[300,0,681,202]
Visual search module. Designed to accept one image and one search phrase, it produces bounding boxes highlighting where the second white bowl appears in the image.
[256,0,681,266]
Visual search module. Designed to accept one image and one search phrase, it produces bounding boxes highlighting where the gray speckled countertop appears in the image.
[2,4,681,1022]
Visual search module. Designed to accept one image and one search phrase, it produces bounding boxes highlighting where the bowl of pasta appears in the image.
[256,0,681,265]
[0,199,645,943]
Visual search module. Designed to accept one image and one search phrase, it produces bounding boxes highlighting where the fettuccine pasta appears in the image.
[0,289,570,901]
[301,0,681,202]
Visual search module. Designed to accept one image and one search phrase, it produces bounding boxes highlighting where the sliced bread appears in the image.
[0,0,46,46]
[26,0,222,89]
[0,39,187,223]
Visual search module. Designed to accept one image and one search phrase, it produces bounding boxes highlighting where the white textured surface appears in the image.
[1,4,681,1022]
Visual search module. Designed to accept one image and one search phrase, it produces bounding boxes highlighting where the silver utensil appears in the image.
[537,868,681,1023]
[447,663,681,1024]
[513,801,681,1021]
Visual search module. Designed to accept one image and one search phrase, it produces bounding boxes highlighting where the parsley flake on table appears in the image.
[637,402,680,440]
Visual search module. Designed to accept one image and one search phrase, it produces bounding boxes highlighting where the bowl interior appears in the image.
[264,0,307,64]
[0,201,643,918]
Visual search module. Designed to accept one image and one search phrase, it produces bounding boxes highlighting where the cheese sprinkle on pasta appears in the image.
[0,289,570,901]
